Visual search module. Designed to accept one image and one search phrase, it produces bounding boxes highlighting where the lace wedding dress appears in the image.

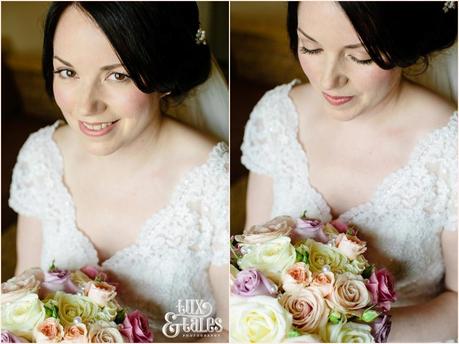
[241,80,457,307]
[9,121,229,341]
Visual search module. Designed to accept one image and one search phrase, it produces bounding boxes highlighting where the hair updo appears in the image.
[43,2,211,99]
[287,1,458,70]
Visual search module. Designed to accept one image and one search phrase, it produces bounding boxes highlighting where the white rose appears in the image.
[238,236,296,284]
[325,321,374,343]
[1,293,45,341]
[88,321,124,343]
[230,295,292,343]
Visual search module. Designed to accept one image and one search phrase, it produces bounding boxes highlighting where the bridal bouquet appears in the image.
[230,213,396,343]
[1,263,154,343]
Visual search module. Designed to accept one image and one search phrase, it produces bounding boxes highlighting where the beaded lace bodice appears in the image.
[241,81,457,307]
[9,122,229,340]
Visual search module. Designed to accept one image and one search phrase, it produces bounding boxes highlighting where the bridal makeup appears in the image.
[52,5,161,156]
[296,1,402,121]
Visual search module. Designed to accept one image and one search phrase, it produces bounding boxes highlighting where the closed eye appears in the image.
[349,55,373,65]
[300,46,323,55]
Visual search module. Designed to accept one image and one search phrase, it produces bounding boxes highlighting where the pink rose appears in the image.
[80,266,107,282]
[232,269,278,297]
[281,262,313,292]
[310,271,335,297]
[119,310,153,343]
[236,216,297,244]
[366,269,397,312]
[84,281,117,307]
[330,219,348,233]
[62,323,88,343]
[335,233,367,260]
[290,218,328,244]
[40,269,78,297]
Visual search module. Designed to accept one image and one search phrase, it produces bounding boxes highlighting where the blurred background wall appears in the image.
[230,2,305,235]
[1,1,229,281]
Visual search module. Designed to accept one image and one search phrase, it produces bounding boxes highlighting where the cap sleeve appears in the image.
[9,124,59,219]
[241,82,297,177]
[443,114,458,231]
[202,143,229,266]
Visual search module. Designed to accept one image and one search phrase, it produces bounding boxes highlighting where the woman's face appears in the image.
[297,2,402,121]
[53,5,161,156]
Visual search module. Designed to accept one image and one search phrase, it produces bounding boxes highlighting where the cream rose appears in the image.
[344,255,368,275]
[326,273,371,317]
[85,281,117,307]
[335,234,367,260]
[281,262,313,292]
[70,271,92,289]
[230,295,292,343]
[95,300,120,322]
[305,240,348,273]
[33,317,64,343]
[54,291,99,327]
[1,293,45,340]
[1,268,44,304]
[62,323,88,343]
[236,216,297,244]
[310,271,335,297]
[280,287,329,334]
[325,321,374,343]
[238,236,296,284]
[88,321,124,343]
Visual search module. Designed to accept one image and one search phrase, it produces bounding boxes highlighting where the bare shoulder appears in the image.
[288,82,315,106]
[163,116,220,168]
[52,122,73,152]
[403,79,456,132]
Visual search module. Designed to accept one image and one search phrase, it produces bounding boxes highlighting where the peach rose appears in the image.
[310,271,335,297]
[326,273,371,317]
[281,262,313,292]
[280,287,330,333]
[85,281,116,307]
[1,268,44,304]
[236,216,296,244]
[62,323,88,343]
[335,233,366,260]
[33,318,64,343]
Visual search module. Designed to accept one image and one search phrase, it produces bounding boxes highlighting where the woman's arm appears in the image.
[244,172,274,231]
[388,229,458,342]
[15,214,43,275]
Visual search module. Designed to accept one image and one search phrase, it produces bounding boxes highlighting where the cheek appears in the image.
[356,68,400,94]
[53,82,74,114]
[109,88,156,119]
[298,55,321,83]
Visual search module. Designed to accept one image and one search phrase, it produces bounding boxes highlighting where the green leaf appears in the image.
[44,304,59,318]
[362,264,375,279]
[287,329,301,338]
[361,309,379,323]
[48,259,57,272]
[328,311,342,325]
[114,308,126,324]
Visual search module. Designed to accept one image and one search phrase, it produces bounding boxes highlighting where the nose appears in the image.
[75,80,107,116]
[320,56,348,91]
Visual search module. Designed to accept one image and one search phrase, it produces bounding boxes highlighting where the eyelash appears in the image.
[53,69,131,82]
[299,46,373,65]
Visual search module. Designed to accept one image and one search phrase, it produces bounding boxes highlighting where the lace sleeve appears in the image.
[203,143,229,266]
[241,86,288,177]
[8,128,53,219]
[444,119,458,231]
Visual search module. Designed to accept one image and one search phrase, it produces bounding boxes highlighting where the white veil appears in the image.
[404,41,458,105]
[167,56,229,142]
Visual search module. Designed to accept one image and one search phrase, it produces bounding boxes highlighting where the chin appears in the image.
[80,140,120,156]
[324,103,363,122]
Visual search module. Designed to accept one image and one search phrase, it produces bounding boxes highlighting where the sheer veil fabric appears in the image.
[168,57,229,142]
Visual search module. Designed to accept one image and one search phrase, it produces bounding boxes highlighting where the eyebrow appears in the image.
[53,56,123,71]
[297,28,363,49]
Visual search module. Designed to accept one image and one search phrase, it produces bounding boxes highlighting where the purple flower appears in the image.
[1,331,28,343]
[371,314,392,343]
[290,218,328,244]
[119,310,153,343]
[231,268,278,297]
[80,265,108,281]
[330,219,349,234]
[366,269,397,312]
[40,269,78,297]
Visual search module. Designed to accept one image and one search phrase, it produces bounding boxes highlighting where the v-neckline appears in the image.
[283,80,457,222]
[47,121,223,266]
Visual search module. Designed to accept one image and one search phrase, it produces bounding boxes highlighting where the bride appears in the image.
[241,2,457,342]
[9,2,228,342]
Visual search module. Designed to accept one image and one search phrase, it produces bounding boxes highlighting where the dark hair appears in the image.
[287,1,458,70]
[43,2,211,98]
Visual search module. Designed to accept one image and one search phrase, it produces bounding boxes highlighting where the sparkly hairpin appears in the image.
[443,1,456,13]
[195,27,207,45]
